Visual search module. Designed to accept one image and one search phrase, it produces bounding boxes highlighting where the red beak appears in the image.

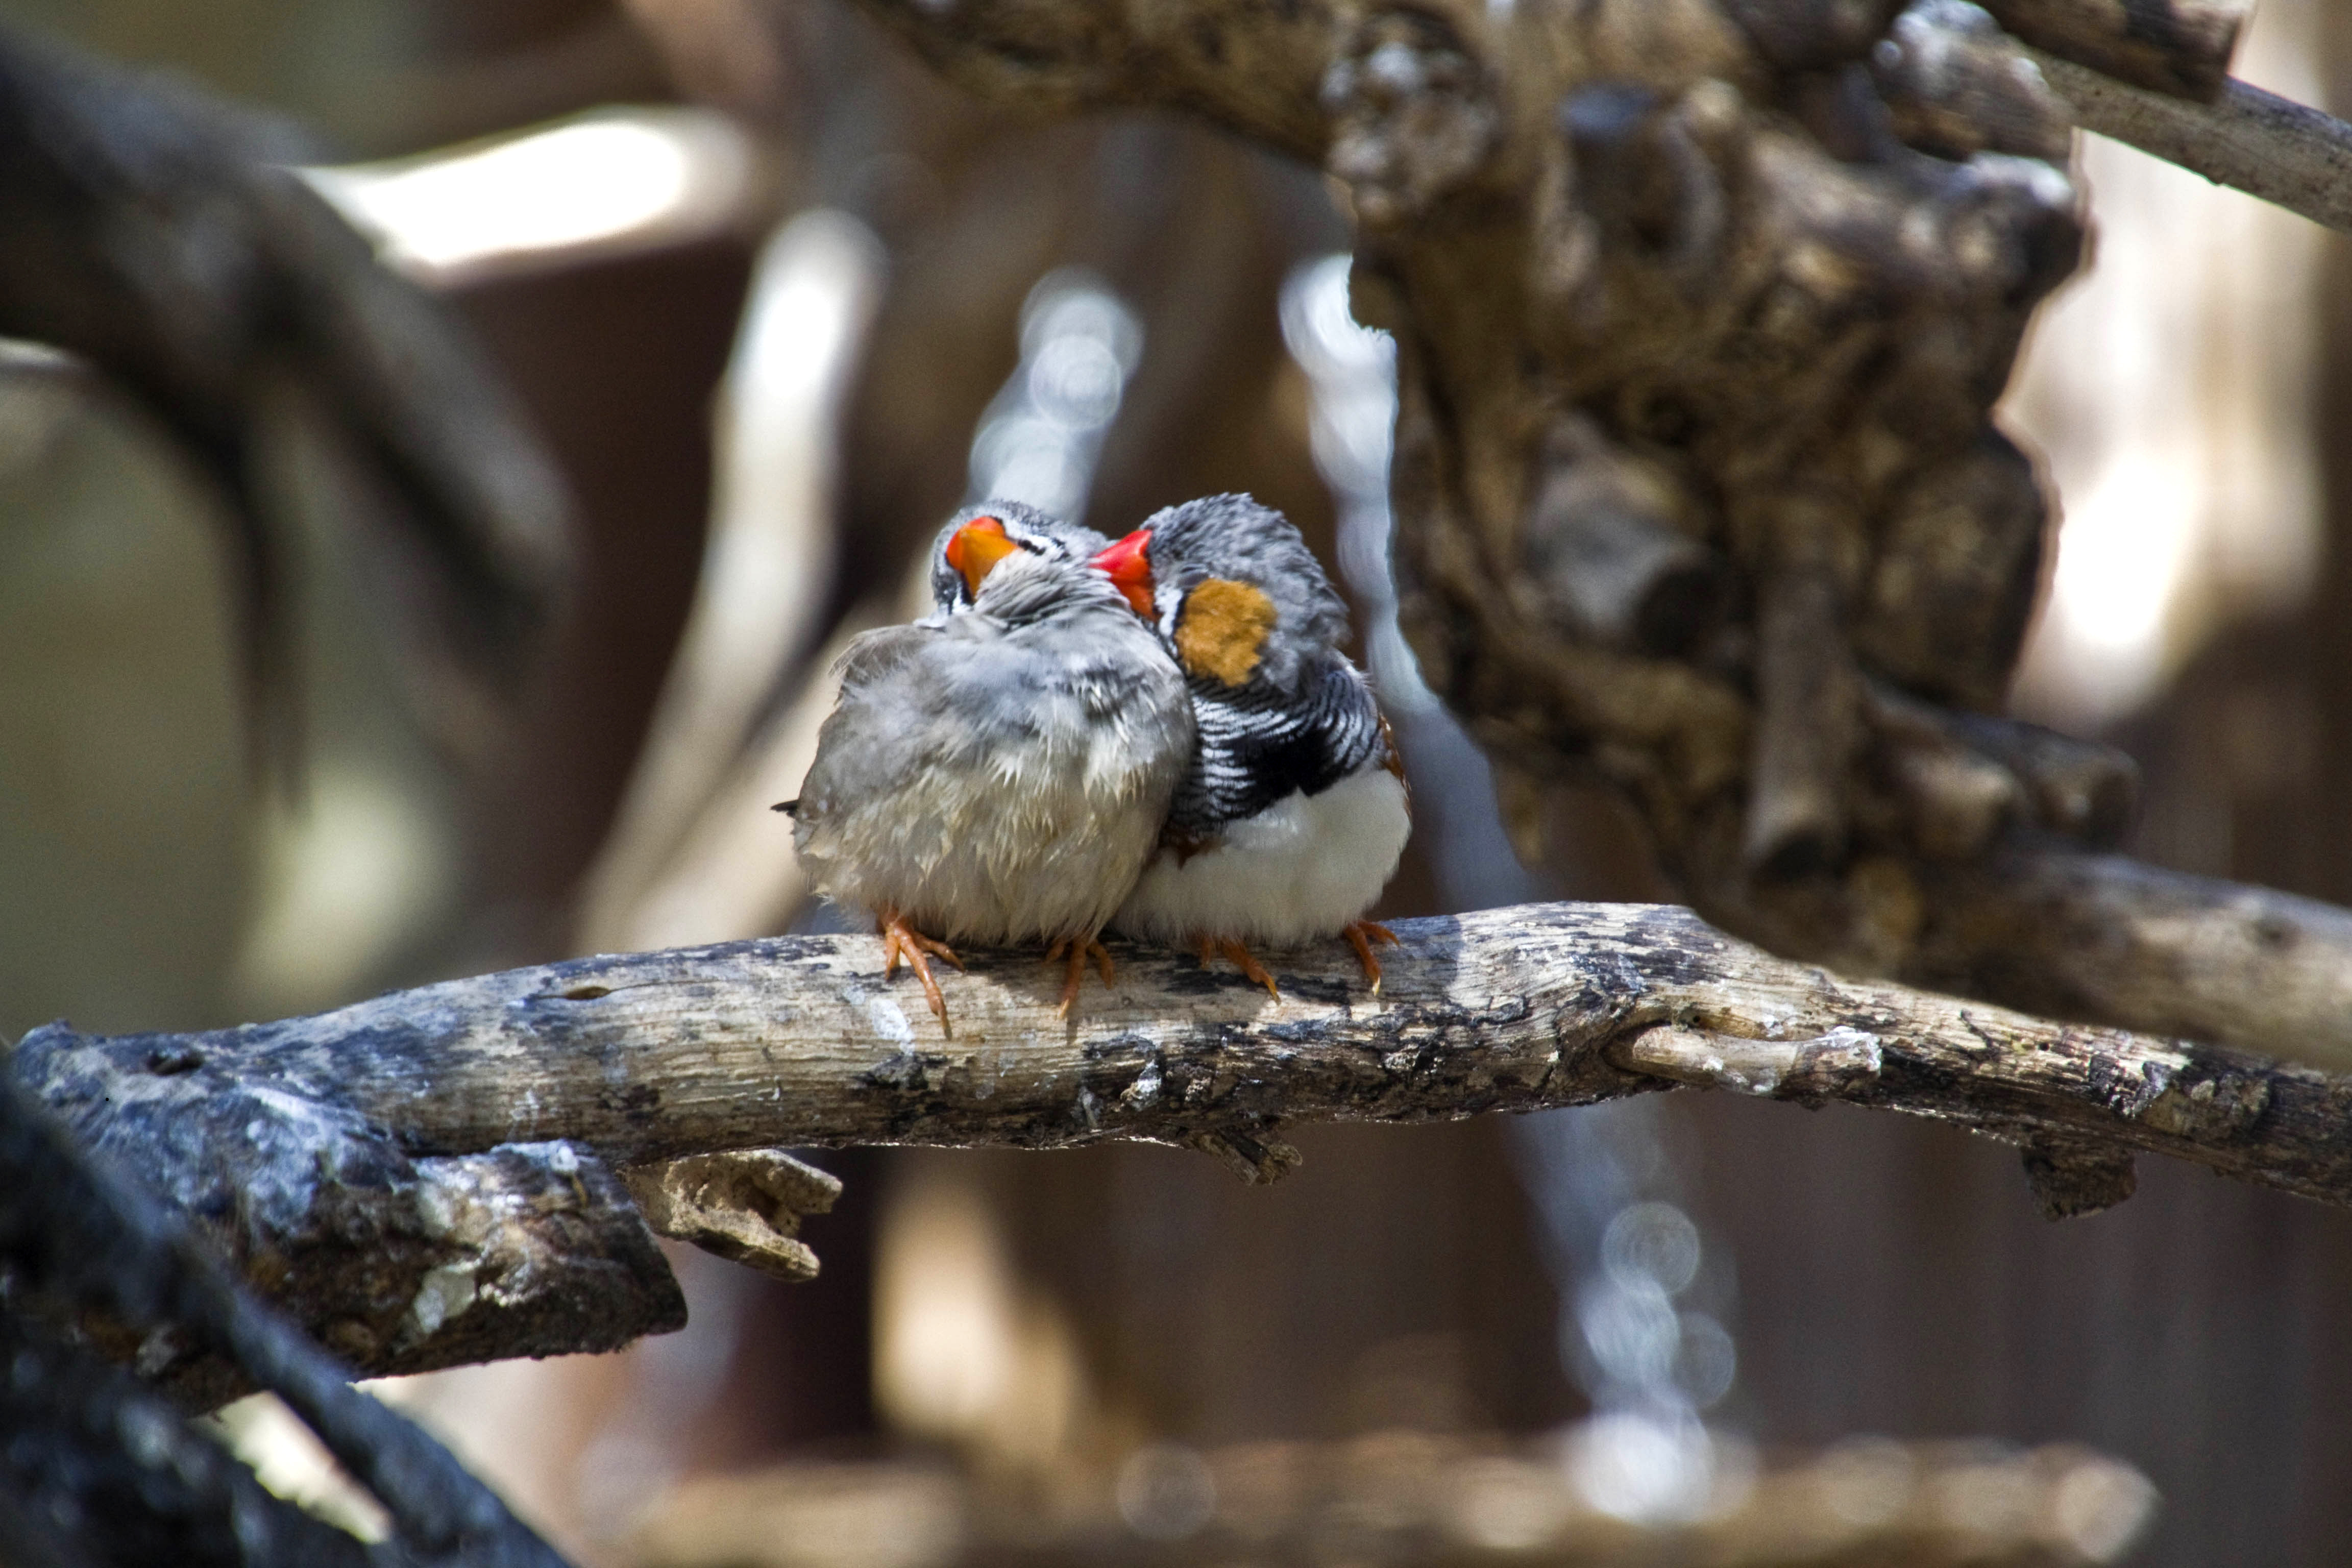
[1089,529,1154,618]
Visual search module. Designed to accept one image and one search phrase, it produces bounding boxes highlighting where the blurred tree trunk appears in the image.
[1647,10,2352,1560]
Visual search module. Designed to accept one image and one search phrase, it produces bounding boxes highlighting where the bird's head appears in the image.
[1089,525,1281,691]
[929,502,1111,612]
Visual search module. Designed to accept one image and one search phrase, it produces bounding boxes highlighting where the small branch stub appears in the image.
[622,1149,843,1282]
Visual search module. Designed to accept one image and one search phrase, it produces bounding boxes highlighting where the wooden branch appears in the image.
[24,1031,685,1398]
[17,905,2352,1243]
[0,24,573,764]
[2035,49,2352,235]
[0,1068,572,1565]
[1907,846,2352,1073]
[1980,0,2248,101]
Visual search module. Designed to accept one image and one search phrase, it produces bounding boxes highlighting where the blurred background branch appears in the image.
[0,22,574,776]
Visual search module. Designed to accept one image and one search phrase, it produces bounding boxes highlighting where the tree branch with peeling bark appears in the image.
[0,1066,570,1565]
[14,901,2352,1386]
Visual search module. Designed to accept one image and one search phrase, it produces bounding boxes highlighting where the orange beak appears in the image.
[1089,529,1155,618]
[944,515,1019,599]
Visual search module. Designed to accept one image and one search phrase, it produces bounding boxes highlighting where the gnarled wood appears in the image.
[0,1068,570,1565]
[18,1030,685,1399]
[17,904,2352,1242]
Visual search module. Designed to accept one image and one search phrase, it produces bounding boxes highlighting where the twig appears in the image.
[15,903,2352,1231]
[1982,0,2248,101]
[2036,49,2352,235]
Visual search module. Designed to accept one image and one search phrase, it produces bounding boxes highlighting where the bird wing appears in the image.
[1166,654,1386,843]
[829,622,933,688]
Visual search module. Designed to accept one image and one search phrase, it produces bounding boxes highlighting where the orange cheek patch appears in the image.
[1174,578,1277,687]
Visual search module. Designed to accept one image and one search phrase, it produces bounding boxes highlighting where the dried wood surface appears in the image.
[0,1069,571,1565]
[20,1025,685,1399]
[18,904,2352,1247]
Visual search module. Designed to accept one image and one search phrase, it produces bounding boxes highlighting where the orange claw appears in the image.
[878,906,963,1034]
[1343,920,1400,993]
[1198,936,1278,1000]
[1043,936,1118,1016]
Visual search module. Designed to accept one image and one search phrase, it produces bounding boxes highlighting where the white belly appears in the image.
[1111,766,1410,946]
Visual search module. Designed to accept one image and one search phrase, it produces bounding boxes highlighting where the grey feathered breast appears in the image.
[792,551,1193,943]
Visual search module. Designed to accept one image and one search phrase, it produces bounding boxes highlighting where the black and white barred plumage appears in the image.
[1165,655,1388,846]
[1111,495,1409,950]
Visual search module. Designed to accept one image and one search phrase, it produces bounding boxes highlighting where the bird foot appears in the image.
[1343,920,1400,993]
[1043,937,1117,1016]
[1195,935,1280,1000]
[878,908,963,1033]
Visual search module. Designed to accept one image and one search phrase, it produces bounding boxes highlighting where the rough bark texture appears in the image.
[17,904,2352,1248]
[0,1067,571,1566]
[21,1024,685,1402]
[823,0,2352,1072]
